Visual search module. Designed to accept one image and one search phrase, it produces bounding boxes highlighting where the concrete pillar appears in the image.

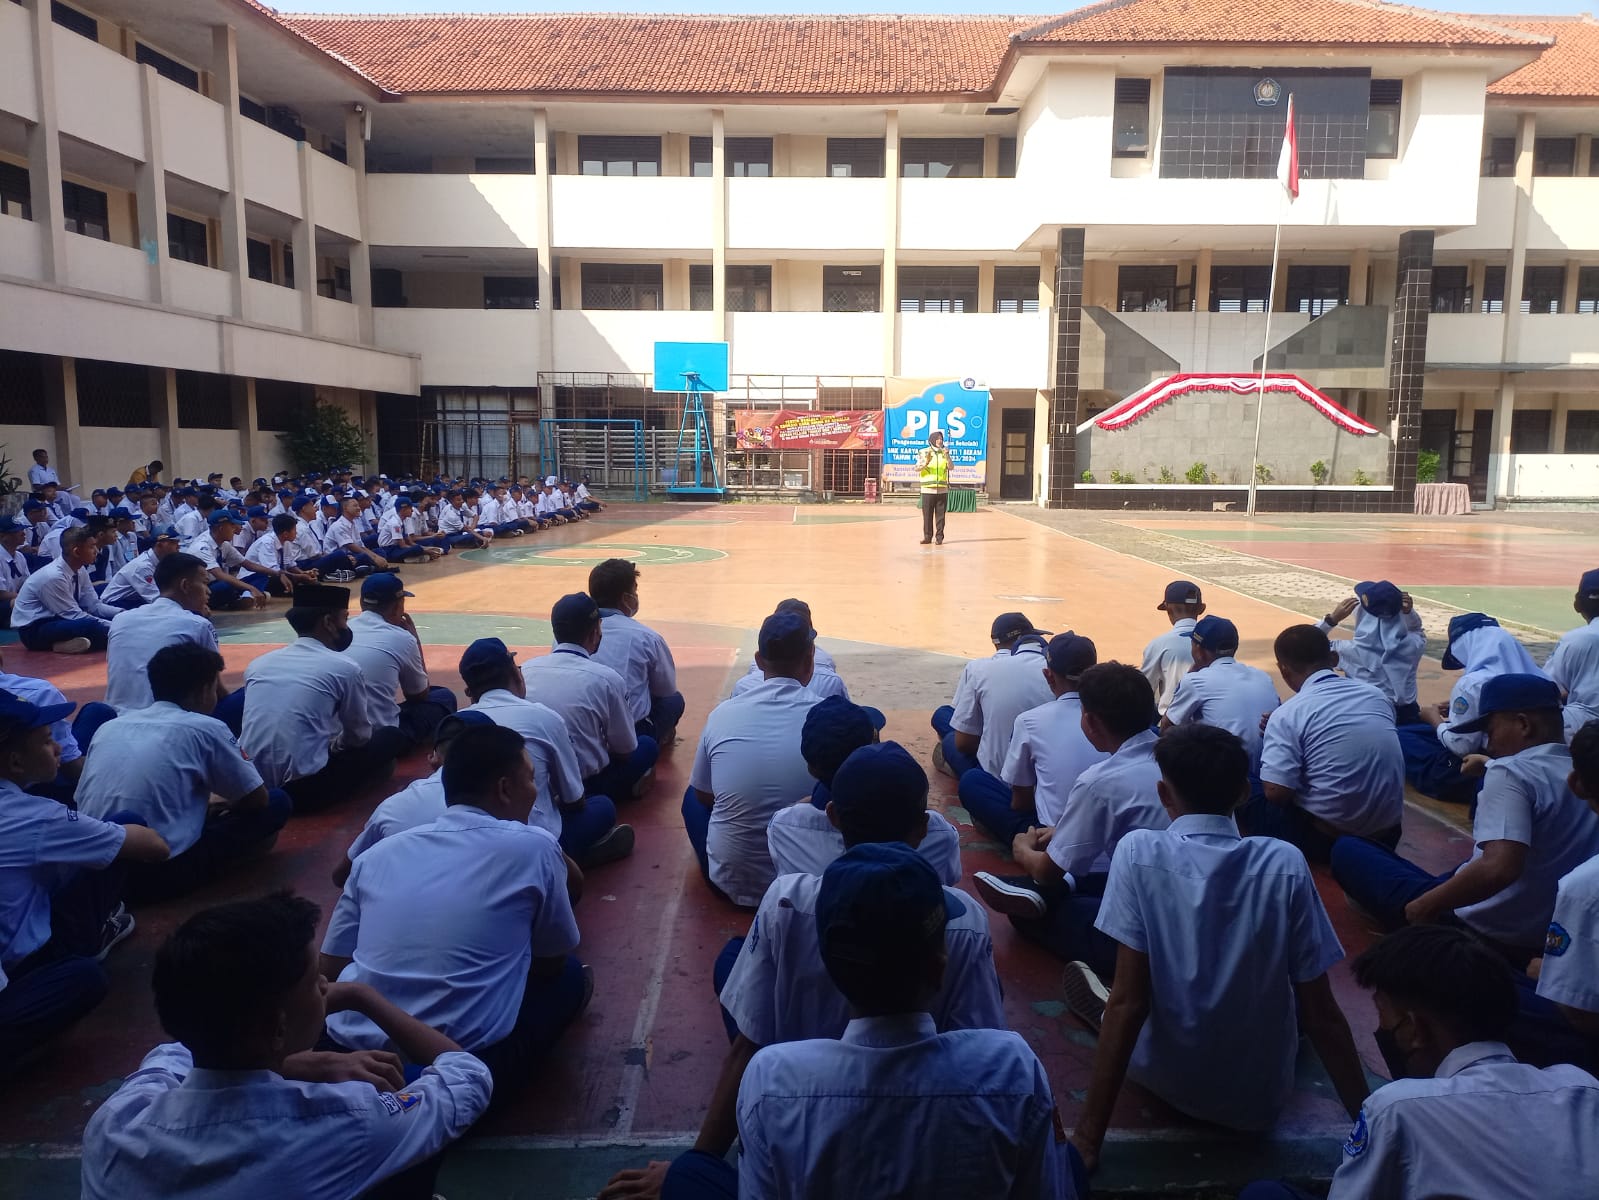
[24,0,67,283]
[211,25,249,320]
[981,135,999,179]
[1577,134,1593,178]
[1469,258,1487,312]
[882,110,900,378]
[230,377,257,481]
[978,260,995,313]
[134,66,171,304]
[711,110,727,336]
[294,142,319,335]
[1387,230,1434,510]
[1350,247,1371,306]
[1046,228,1086,508]
[1194,248,1213,312]
[1562,259,1580,315]
[359,391,379,472]
[1502,112,1536,362]
[1491,375,1515,501]
[51,358,82,485]
[533,108,555,409]
[1551,394,1568,455]
[151,367,181,474]
[344,108,373,342]
[1039,247,1058,309]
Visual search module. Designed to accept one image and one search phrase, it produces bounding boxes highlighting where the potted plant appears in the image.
[0,446,23,517]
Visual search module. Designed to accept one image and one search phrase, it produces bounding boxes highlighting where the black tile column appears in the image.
[1388,230,1433,512]
[1048,228,1085,508]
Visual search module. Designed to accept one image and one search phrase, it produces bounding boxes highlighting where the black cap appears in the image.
[1158,581,1202,610]
[991,612,1048,642]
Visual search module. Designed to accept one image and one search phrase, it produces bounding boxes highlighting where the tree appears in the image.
[279,403,371,475]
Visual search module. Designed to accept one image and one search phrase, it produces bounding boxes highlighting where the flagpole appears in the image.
[1248,92,1294,517]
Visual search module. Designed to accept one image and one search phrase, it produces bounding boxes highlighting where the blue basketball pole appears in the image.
[655,340,730,498]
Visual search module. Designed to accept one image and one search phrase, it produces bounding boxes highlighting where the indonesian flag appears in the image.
[1276,94,1300,201]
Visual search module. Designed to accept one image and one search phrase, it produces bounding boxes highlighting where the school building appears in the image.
[1,0,1597,508]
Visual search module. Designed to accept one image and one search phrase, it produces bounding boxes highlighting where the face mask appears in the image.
[331,627,354,653]
[1373,1024,1413,1079]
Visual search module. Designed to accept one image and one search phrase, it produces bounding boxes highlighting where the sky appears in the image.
[283,0,1592,14]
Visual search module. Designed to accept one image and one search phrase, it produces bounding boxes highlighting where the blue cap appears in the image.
[22,499,45,512]
[246,505,269,519]
[433,708,495,746]
[1580,569,1599,602]
[394,496,414,509]
[207,510,240,528]
[758,610,815,660]
[1,516,31,533]
[551,592,601,641]
[320,495,341,507]
[829,741,930,831]
[277,489,296,499]
[70,507,89,520]
[361,573,414,602]
[1159,580,1203,610]
[109,507,134,520]
[1452,673,1563,734]
[1355,580,1404,620]
[815,841,961,969]
[1191,616,1239,653]
[459,637,516,683]
[0,692,77,744]
[106,487,122,497]
[801,696,881,781]
[1442,612,1499,671]
[1046,632,1097,676]
[991,612,1047,641]
[153,526,181,542]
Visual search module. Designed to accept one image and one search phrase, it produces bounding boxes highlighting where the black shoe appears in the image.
[920,538,932,545]
[935,537,944,545]
[1062,961,1110,1031]
[582,823,635,867]
[973,872,1047,919]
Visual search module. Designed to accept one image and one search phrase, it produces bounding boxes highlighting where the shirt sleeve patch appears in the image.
[1452,696,1470,715]
[1342,1111,1369,1158]
[378,1091,423,1116]
[1545,922,1573,957]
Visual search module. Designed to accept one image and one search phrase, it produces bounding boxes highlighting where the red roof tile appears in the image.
[1480,16,1599,98]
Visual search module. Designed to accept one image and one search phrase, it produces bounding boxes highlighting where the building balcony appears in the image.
[1426,313,1599,368]
[898,179,1038,253]
[899,312,1048,388]
[1425,313,1506,364]
[727,178,886,252]
[729,312,883,377]
[374,308,545,387]
[551,176,714,253]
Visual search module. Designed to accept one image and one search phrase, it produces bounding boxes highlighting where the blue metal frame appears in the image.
[654,342,730,498]
[537,418,647,502]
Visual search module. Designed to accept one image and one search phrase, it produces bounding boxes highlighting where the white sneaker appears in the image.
[973,872,1048,919]
[52,637,93,655]
[1062,960,1110,1032]
[96,907,137,961]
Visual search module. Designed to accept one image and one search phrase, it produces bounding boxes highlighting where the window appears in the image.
[372,268,404,308]
[689,137,773,177]
[167,214,208,266]
[1565,411,1599,453]
[823,265,880,312]
[1367,80,1402,159]
[997,137,1017,178]
[0,160,30,220]
[1285,265,1350,315]
[325,141,347,165]
[580,263,663,310]
[826,139,885,179]
[994,266,1040,313]
[1118,265,1181,313]
[176,371,232,430]
[1113,79,1152,158]
[1482,137,1515,178]
[51,1,97,41]
[1533,137,1576,178]
[578,136,660,177]
[900,139,983,179]
[75,359,152,428]
[898,266,978,313]
[246,238,273,283]
[1481,265,1505,313]
[1210,265,1272,313]
[61,181,108,240]
[484,276,538,310]
[255,379,314,432]
[1522,265,1565,314]
[239,96,267,126]
[689,265,772,312]
[475,157,533,173]
[1510,409,1551,454]
[283,247,294,290]
[1578,267,1599,315]
[136,44,200,92]
[267,108,305,142]
[1431,265,1473,314]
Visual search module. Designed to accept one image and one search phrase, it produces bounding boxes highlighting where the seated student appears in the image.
[239,584,405,813]
[0,516,33,629]
[186,510,268,612]
[1332,674,1599,967]
[686,611,820,907]
[1241,925,1599,1200]
[574,478,602,513]
[374,497,443,564]
[973,663,1166,982]
[1406,613,1545,806]
[9,525,121,653]
[460,637,634,868]
[322,499,395,577]
[104,508,140,576]
[0,647,89,798]
[1317,581,1426,723]
[734,598,848,700]
[523,593,658,802]
[1069,723,1369,1172]
[82,893,491,1200]
[970,632,1106,846]
[103,552,218,712]
[101,526,181,611]
[590,558,685,743]
[238,515,308,596]
[0,694,170,1061]
[605,840,1070,1200]
[934,612,1053,785]
[76,644,289,903]
[291,495,361,578]
[345,574,457,753]
[231,505,272,559]
[320,725,590,1117]
[1545,569,1599,742]
[435,490,492,549]
[169,489,205,542]
[1162,616,1280,793]
[1249,624,1405,859]
[1141,580,1204,715]
[768,697,959,883]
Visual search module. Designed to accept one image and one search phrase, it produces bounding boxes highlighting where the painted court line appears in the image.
[612,848,690,1139]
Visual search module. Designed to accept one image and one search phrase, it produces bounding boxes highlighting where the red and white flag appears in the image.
[1276,94,1300,201]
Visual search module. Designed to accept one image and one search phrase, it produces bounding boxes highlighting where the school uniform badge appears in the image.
[379,1092,423,1116]
[1546,922,1572,957]
[1342,1111,1369,1158]
[1452,696,1470,715]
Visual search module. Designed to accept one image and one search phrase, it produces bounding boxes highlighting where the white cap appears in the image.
[545,475,558,486]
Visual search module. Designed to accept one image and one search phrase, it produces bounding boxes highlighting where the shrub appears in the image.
[279,403,371,475]
[1109,469,1136,484]
[1352,469,1374,486]
[1417,449,1441,485]
[1255,463,1273,484]
[1080,470,1096,483]
[1185,462,1210,485]
[1158,466,1177,484]
[1309,460,1330,485]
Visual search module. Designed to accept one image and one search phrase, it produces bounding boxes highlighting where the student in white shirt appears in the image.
[1069,723,1368,1173]
[187,511,268,612]
[103,551,219,712]
[0,517,33,630]
[1141,580,1205,715]
[345,573,457,751]
[524,592,658,802]
[81,892,492,1200]
[436,491,492,548]
[968,632,1105,844]
[1332,674,1599,966]
[241,514,321,595]
[687,610,820,907]
[574,479,602,513]
[1162,615,1281,787]
[974,663,1167,981]
[102,527,182,610]
[374,498,443,564]
[736,598,846,696]
[320,724,590,1117]
[26,449,60,491]
[1317,581,1426,723]
[232,506,273,557]
[77,644,289,903]
[1241,924,1599,1200]
[323,499,393,576]
[935,612,1052,784]
[170,490,205,542]
[10,525,122,653]
[589,558,684,742]
[1545,568,1599,742]
[239,584,405,813]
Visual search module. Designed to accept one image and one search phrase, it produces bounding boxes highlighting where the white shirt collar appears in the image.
[1436,1041,1516,1079]
[1167,812,1239,840]
[841,1012,938,1048]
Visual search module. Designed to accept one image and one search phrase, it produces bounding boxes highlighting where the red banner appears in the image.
[733,409,883,451]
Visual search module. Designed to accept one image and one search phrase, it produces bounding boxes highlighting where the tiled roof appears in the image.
[1017,0,1550,48]
[275,14,1030,98]
[1479,16,1599,98]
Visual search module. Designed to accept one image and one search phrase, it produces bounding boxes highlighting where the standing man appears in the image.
[1141,581,1205,715]
[916,430,951,547]
[27,449,62,492]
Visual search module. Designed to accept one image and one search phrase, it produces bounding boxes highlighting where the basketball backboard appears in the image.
[653,341,730,394]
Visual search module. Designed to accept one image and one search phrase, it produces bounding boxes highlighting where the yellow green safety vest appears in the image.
[919,447,950,490]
